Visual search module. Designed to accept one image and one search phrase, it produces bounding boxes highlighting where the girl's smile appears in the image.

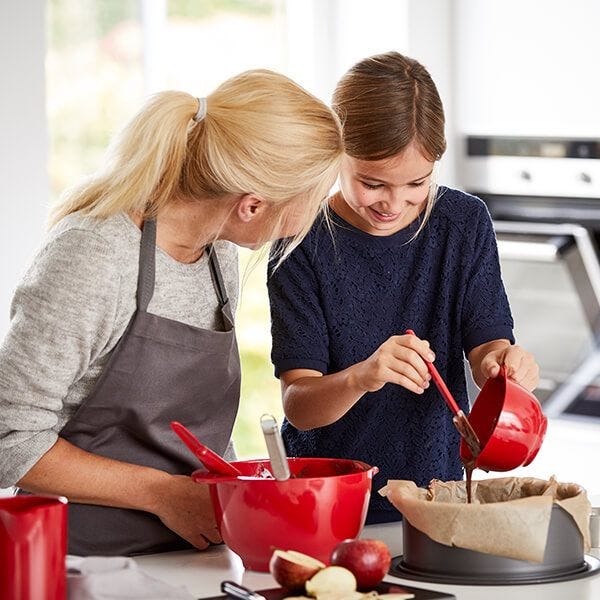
[368,205,404,223]
[333,141,435,236]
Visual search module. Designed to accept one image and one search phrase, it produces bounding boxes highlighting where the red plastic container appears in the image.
[192,457,378,571]
[0,495,68,600]
[461,367,548,471]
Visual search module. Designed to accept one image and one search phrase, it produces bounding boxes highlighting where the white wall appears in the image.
[407,0,457,187]
[284,0,410,102]
[6,0,598,342]
[284,0,458,187]
[454,0,600,137]
[0,1,48,340]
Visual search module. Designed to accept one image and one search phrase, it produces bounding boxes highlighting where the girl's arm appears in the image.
[280,333,434,430]
[468,339,539,391]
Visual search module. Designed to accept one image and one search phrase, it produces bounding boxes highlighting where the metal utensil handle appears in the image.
[260,414,291,480]
[221,580,267,600]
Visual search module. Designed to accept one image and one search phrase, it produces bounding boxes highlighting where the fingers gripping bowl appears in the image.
[192,457,378,571]
[461,366,548,471]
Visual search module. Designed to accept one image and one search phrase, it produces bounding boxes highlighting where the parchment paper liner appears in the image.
[379,476,591,563]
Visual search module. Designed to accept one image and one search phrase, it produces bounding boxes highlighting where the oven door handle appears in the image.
[493,220,600,334]
[497,234,573,262]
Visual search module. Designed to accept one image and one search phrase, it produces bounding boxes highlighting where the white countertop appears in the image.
[132,416,600,599]
[134,522,600,600]
[75,416,600,599]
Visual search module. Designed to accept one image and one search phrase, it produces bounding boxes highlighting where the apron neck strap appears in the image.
[137,220,230,311]
[137,219,157,311]
[207,244,229,308]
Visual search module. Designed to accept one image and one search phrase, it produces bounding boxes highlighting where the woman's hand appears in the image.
[17,439,223,550]
[151,474,222,550]
[349,333,434,395]
[477,344,540,391]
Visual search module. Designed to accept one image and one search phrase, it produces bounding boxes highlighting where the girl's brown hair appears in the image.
[332,51,446,236]
[332,51,446,161]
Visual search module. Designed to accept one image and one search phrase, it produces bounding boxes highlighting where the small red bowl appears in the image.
[461,368,548,471]
[192,457,378,571]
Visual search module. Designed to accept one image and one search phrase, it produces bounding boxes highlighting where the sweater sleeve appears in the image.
[267,243,330,377]
[0,229,119,487]
[460,203,515,354]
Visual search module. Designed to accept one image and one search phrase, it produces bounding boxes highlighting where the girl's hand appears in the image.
[152,475,222,550]
[350,333,434,395]
[479,344,540,391]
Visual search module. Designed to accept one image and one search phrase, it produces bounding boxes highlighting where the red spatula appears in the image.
[406,330,481,457]
[170,421,242,477]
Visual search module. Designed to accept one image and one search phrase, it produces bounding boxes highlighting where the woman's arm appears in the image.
[281,333,434,430]
[3,228,220,550]
[17,437,221,549]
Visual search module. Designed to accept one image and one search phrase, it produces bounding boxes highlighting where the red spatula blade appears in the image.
[171,421,241,476]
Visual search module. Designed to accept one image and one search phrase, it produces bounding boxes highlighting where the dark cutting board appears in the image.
[200,579,456,599]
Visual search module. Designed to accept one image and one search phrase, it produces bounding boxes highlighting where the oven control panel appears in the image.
[467,137,600,160]
[460,136,600,198]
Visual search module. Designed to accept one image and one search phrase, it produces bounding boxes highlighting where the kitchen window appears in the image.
[46,0,286,458]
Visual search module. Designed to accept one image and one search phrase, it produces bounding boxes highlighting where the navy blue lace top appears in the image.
[267,187,514,524]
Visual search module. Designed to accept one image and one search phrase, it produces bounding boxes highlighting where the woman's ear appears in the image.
[236,193,266,222]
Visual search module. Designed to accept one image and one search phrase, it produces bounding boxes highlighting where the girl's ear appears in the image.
[236,193,266,222]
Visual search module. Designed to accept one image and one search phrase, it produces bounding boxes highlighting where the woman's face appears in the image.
[335,141,435,236]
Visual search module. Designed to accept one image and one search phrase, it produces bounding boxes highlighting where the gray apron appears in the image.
[58,219,241,556]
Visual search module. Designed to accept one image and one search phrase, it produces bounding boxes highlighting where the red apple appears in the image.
[269,549,325,591]
[330,538,392,590]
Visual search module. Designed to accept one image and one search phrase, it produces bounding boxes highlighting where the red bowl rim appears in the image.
[191,456,378,483]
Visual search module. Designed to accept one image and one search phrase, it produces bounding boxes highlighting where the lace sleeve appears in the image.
[461,203,514,353]
[267,243,329,377]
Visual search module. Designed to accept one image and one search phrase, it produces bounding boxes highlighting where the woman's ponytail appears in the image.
[49,91,199,226]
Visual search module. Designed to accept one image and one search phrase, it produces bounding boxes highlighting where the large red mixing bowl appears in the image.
[192,457,378,572]
[461,367,548,471]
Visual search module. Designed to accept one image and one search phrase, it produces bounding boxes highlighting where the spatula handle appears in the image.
[405,330,481,456]
[405,329,461,416]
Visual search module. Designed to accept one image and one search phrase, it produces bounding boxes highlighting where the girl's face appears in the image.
[335,141,435,236]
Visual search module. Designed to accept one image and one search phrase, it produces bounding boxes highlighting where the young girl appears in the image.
[268,52,539,524]
[0,69,343,554]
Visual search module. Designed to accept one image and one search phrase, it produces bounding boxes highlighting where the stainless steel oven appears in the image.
[460,136,600,419]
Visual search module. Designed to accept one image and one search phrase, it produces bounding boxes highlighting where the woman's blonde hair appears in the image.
[332,51,446,235]
[49,69,343,262]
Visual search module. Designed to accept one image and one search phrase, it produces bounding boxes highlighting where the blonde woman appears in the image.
[0,69,343,555]
[268,52,539,525]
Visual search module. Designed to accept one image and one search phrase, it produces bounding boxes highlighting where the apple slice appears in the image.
[269,549,326,591]
[305,565,357,597]
[305,594,364,600]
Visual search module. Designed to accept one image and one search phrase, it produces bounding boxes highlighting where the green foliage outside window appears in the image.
[47,0,285,460]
